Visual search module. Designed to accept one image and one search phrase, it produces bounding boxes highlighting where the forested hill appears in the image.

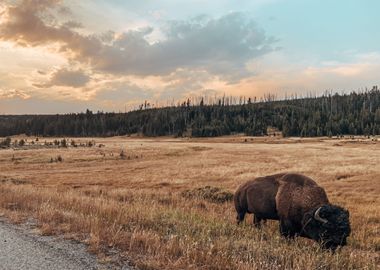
[1,87,380,138]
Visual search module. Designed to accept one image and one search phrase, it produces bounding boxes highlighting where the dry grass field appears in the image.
[0,135,379,269]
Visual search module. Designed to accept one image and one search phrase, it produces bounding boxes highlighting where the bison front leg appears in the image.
[279,220,296,238]
[253,215,262,228]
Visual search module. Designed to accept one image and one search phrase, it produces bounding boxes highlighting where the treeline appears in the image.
[1,87,380,138]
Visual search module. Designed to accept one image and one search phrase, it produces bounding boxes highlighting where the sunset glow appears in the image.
[0,0,379,113]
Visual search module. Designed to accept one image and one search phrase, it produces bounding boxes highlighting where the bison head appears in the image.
[302,204,351,250]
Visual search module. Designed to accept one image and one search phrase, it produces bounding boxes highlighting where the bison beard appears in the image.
[234,173,351,250]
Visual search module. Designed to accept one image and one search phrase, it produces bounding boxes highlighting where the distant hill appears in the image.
[1,87,380,138]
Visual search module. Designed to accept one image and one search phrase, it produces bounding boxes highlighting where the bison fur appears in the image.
[234,173,351,250]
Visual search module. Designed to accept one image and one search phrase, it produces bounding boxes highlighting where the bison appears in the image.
[234,173,351,250]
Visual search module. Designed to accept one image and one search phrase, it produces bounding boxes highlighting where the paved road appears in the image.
[0,220,130,270]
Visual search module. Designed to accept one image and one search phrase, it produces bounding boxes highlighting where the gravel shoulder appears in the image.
[0,219,131,270]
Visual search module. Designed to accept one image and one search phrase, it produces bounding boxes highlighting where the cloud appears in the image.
[0,96,96,114]
[304,52,380,78]
[89,13,276,80]
[62,20,82,29]
[0,0,66,46]
[218,51,380,99]
[0,89,30,99]
[0,1,276,82]
[305,65,363,77]
[34,68,90,88]
[95,85,150,101]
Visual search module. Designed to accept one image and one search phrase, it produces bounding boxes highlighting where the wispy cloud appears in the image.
[0,88,30,99]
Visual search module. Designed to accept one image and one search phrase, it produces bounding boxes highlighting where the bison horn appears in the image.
[314,207,328,223]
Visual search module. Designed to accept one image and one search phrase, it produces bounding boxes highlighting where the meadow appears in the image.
[0,136,379,269]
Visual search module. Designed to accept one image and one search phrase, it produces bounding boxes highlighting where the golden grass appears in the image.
[0,136,379,269]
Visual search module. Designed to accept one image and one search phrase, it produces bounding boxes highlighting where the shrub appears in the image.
[0,137,11,148]
[181,186,233,203]
[60,139,67,148]
[50,155,63,162]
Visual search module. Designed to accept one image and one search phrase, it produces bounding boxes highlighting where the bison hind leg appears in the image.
[236,211,246,224]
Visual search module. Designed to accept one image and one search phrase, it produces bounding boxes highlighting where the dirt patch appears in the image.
[181,186,233,203]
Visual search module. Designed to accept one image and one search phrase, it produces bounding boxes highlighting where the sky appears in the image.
[0,0,379,114]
